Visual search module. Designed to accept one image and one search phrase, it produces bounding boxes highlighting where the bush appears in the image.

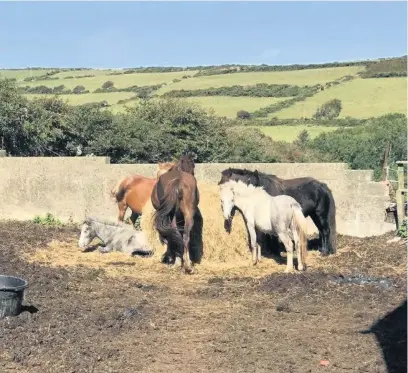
[236,110,251,120]
[102,81,114,89]
[163,83,316,98]
[293,130,310,148]
[313,99,342,120]
[72,85,87,94]
[309,113,407,180]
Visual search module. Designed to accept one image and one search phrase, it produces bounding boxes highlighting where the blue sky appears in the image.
[0,1,406,68]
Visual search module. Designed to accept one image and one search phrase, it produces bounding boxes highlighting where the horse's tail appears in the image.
[292,206,308,270]
[326,185,337,254]
[110,178,128,203]
[153,178,184,258]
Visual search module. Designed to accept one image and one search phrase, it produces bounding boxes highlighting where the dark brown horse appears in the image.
[151,155,200,274]
[110,162,174,225]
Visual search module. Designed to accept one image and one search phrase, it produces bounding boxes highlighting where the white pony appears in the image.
[219,180,308,272]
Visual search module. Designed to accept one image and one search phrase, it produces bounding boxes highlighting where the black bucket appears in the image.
[0,275,28,319]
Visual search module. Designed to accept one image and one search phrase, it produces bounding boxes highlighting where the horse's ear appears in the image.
[252,170,261,185]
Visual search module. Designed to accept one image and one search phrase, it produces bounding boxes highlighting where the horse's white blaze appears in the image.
[220,184,234,220]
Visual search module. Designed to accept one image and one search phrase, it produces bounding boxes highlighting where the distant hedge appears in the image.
[359,56,407,78]
[162,84,318,98]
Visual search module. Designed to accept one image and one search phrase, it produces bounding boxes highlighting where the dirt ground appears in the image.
[0,221,406,373]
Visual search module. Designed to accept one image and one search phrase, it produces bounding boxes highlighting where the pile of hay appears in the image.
[140,182,251,265]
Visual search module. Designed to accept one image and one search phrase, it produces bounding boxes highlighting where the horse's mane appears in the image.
[84,216,128,227]
[220,168,286,193]
[171,155,196,175]
[227,179,266,196]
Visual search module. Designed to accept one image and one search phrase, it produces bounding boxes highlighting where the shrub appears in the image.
[236,110,251,120]
[72,85,87,94]
[102,81,114,89]
[313,99,342,120]
[309,113,407,180]
[294,129,311,148]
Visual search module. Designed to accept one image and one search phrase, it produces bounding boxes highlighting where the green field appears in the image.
[157,66,364,94]
[258,125,339,142]
[25,92,137,106]
[23,70,197,90]
[275,77,407,119]
[179,96,288,118]
[0,69,52,80]
[52,69,120,79]
[1,58,406,140]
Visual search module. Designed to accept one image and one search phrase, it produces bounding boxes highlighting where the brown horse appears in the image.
[151,155,199,274]
[110,162,174,224]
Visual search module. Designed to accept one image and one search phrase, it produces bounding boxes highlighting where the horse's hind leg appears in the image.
[292,229,304,271]
[278,233,294,273]
[310,213,328,256]
[118,200,128,222]
[182,213,194,274]
[130,211,140,226]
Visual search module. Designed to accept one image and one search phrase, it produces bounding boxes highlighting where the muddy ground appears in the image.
[0,221,406,373]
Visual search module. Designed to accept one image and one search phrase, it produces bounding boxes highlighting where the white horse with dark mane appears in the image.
[78,216,152,256]
[219,180,309,272]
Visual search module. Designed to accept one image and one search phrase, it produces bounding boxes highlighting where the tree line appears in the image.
[1,77,405,180]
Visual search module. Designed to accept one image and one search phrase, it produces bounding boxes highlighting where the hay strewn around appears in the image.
[141,182,251,264]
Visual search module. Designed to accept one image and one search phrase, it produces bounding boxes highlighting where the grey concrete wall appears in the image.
[0,157,394,237]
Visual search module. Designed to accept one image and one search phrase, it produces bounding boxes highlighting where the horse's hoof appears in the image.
[184,266,195,275]
[320,251,329,257]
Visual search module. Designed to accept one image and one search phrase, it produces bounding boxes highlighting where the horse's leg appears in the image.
[278,233,294,273]
[118,200,128,222]
[292,229,304,271]
[182,212,194,274]
[98,245,112,254]
[130,211,140,226]
[310,213,328,256]
[247,220,259,265]
[165,216,179,267]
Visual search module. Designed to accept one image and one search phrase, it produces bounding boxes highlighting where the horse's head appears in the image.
[218,168,233,185]
[156,162,174,179]
[176,154,196,175]
[78,217,97,249]
[219,182,235,221]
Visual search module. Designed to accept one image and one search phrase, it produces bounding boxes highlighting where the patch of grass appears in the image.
[398,217,407,239]
[275,77,407,119]
[21,71,198,91]
[33,213,63,226]
[0,69,53,81]
[178,96,287,118]
[24,92,137,106]
[157,66,364,94]
[256,125,339,142]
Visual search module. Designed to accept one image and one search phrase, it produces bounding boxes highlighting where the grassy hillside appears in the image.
[25,92,137,106]
[3,56,406,143]
[0,69,52,80]
[179,97,288,118]
[275,77,407,119]
[22,70,196,90]
[157,66,364,94]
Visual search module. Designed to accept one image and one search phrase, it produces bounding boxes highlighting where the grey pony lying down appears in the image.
[78,216,152,256]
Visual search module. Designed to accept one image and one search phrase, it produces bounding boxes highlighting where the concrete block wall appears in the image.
[0,157,395,237]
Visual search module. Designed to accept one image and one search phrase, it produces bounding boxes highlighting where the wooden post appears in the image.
[381,142,390,181]
[396,161,407,229]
